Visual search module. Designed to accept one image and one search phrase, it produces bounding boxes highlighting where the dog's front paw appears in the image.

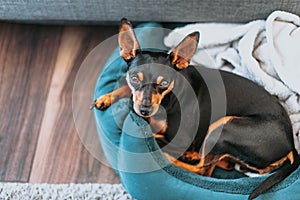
[92,94,114,110]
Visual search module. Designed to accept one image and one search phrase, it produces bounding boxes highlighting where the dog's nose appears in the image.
[139,105,153,116]
[142,98,151,107]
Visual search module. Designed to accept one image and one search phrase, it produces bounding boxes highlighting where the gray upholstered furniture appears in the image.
[1,0,300,23]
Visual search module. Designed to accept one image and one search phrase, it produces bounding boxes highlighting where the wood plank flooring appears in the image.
[0,22,120,184]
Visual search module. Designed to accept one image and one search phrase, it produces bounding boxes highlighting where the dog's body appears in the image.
[92,19,300,200]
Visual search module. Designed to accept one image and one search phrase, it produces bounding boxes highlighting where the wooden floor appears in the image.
[0,22,120,184]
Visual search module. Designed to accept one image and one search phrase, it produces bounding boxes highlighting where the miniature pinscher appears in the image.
[91,19,300,199]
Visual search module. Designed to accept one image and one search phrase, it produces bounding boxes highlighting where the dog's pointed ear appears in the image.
[170,32,200,70]
[118,18,140,62]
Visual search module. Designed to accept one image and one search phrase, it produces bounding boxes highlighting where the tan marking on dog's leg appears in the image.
[146,117,168,135]
[215,154,235,171]
[164,153,202,174]
[145,117,168,139]
[212,151,295,175]
[200,154,236,176]
[287,150,294,164]
[163,117,239,177]
[255,150,294,174]
[184,151,201,161]
[204,163,218,177]
[152,119,168,134]
[154,134,165,139]
[199,116,239,167]
[165,152,229,177]
[176,149,295,177]
[208,116,239,134]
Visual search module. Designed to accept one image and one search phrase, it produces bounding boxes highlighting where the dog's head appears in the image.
[119,18,199,117]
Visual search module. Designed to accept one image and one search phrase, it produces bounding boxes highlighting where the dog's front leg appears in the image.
[91,85,132,110]
[144,117,168,139]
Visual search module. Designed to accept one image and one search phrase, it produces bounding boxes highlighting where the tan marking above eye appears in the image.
[156,76,164,85]
[161,81,174,97]
[137,72,144,82]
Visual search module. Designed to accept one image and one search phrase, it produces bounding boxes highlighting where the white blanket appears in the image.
[164,11,300,152]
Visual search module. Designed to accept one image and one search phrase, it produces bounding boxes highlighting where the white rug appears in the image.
[0,183,133,200]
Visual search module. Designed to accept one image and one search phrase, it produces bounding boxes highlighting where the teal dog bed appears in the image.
[93,23,300,200]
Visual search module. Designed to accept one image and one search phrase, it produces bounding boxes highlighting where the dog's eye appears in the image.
[131,76,140,85]
[159,80,169,88]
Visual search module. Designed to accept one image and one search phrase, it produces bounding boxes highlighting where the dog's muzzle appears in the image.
[139,105,153,116]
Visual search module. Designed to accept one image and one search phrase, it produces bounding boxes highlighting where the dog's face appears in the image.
[126,53,176,117]
[119,18,199,117]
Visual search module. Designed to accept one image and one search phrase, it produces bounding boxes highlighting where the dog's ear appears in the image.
[118,18,140,62]
[170,32,199,70]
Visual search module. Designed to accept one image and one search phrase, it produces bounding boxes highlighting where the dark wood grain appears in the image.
[0,23,63,182]
[29,25,119,184]
[0,23,120,183]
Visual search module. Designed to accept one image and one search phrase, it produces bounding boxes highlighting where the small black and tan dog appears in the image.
[92,19,300,199]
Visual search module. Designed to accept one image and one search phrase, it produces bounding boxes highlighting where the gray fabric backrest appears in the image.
[1,0,299,23]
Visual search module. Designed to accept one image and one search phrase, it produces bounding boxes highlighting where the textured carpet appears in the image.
[0,183,133,200]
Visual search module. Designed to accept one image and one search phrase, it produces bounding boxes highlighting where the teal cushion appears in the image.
[94,23,300,200]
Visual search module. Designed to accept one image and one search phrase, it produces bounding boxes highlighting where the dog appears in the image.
[91,18,300,200]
